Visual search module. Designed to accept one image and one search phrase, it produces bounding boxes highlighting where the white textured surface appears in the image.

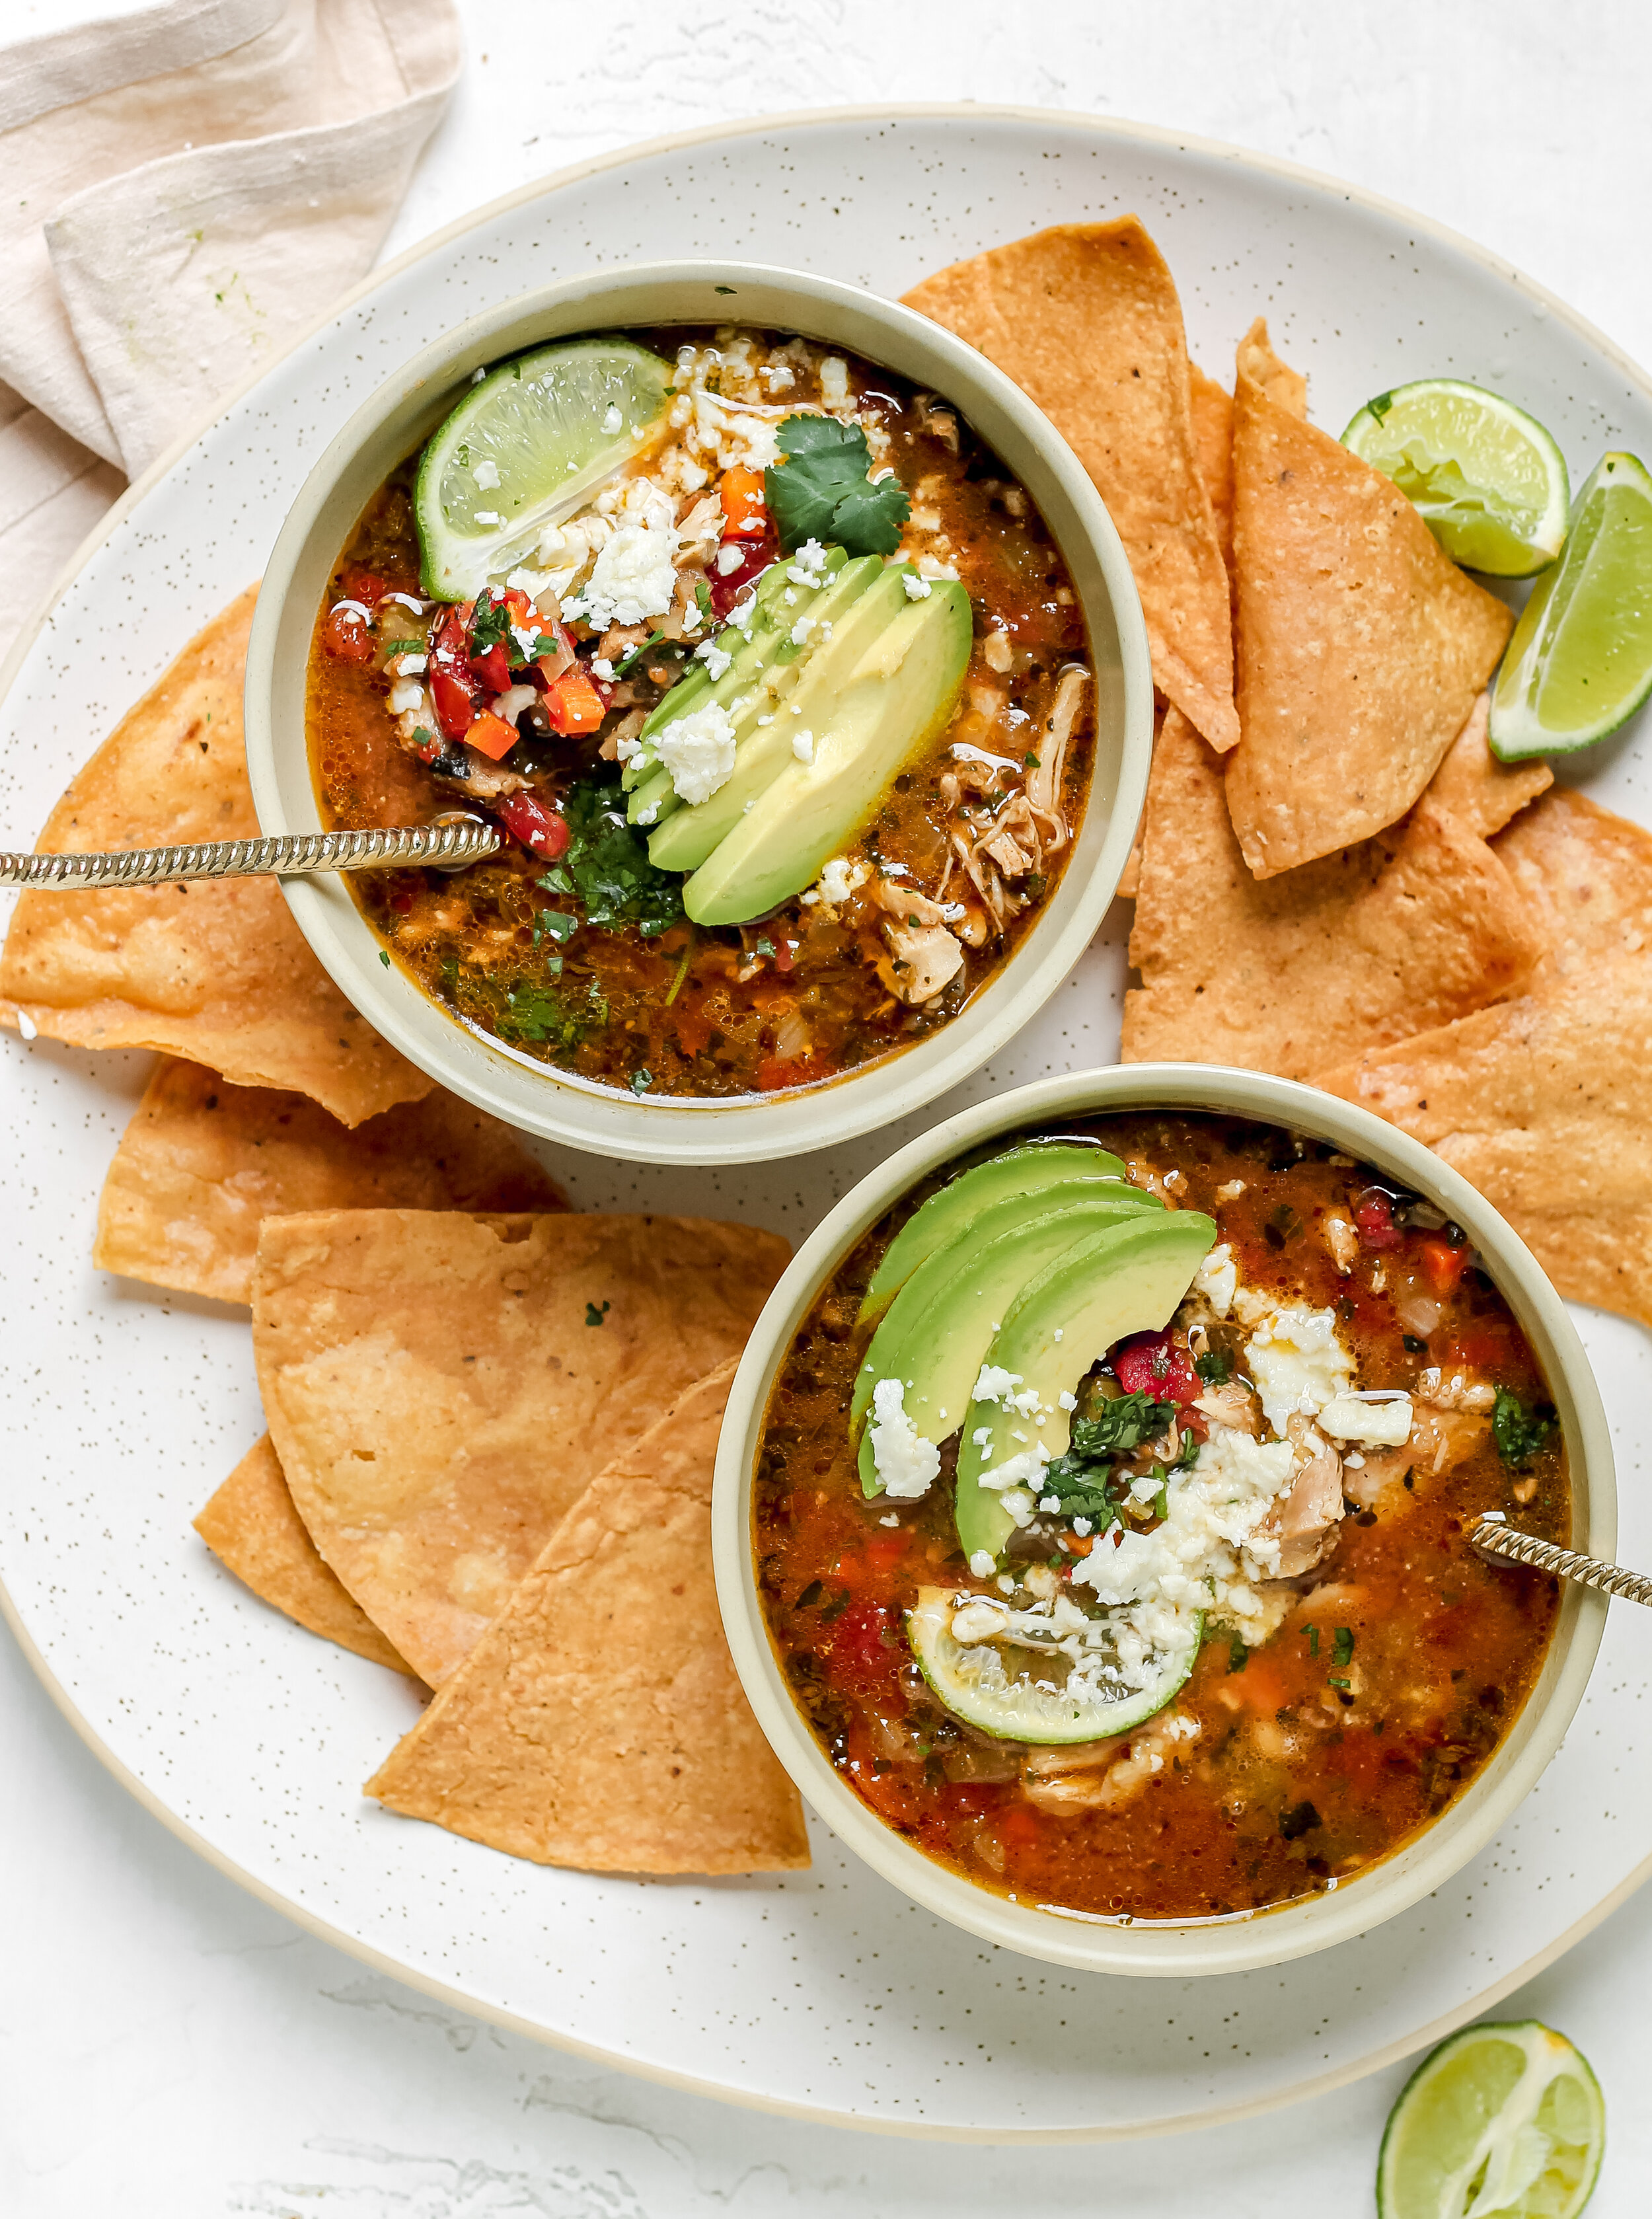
[6,1,1652,2210]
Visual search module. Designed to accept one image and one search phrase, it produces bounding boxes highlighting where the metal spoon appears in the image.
[0,817,502,891]
[1472,1513,1652,1607]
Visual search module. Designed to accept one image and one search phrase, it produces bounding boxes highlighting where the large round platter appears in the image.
[3,106,1651,2140]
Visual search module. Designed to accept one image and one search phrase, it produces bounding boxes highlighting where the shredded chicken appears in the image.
[1193,1380,1259,1435]
[913,393,959,451]
[1024,663,1087,856]
[877,880,953,929]
[442,745,528,800]
[1258,1443,1344,1579]
[882,917,964,1004]
[1324,1215,1359,1273]
[1022,1710,1200,1815]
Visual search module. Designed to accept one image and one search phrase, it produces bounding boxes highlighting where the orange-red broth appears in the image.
[755,1116,1567,1922]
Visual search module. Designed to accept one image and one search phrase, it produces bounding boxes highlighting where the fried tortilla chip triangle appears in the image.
[1425,691,1552,839]
[196,1435,416,1677]
[365,1361,809,1875]
[253,1208,789,1686]
[1123,706,1547,1078]
[0,587,428,1125]
[98,1057,566,1306]
[904,218,1238,751]
[1318,788,1652,1329]
[1224,320,1513,879]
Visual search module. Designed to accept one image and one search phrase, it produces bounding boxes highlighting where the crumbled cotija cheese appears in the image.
[867,1379,940,1499]
[1244,1304,1353,1433]
[654,702,737,806]
[572,523,677,628]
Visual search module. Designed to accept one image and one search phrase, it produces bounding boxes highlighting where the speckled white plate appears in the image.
[3,107,1651,2142]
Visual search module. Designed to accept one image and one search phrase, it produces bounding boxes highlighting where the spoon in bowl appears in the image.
[0,816,502,890]
[1472,1512,1652,1606]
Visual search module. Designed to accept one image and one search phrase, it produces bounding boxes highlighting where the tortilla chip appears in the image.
[96,1057,567,1306]
[196,1434,417,1676]
[0,587,428,1125]
[1121,706,1548,1078]
[1189,366,1236,570]
[1224,320,1514,879]
[1316,787,1652,1328]
[904,219,1238,751]
[253,1209,790,1686]
[365,1361,809,1875]
[1425,691,1552,838]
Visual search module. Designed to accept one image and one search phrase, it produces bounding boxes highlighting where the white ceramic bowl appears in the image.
[712,1062,1614,1978]
[244,260,1151,1164]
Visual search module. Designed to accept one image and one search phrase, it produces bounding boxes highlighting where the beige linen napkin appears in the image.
[0,0,460,669]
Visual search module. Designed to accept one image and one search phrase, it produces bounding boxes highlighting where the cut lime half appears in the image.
[1377,2020,1604,2219]
[416,337,673,601]
[1490,451,1652,758]
[905,1586,1201,1745]
[1343,379,1568,577]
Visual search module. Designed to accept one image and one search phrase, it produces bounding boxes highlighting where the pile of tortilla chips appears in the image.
[3,599,807,1876]
[912,221,1650,1329]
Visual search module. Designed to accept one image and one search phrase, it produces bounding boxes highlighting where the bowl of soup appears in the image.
[244,264,1150,1163]
[712,1064,1612,1975]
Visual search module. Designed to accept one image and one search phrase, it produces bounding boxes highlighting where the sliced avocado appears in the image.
[853,1188,1168,1498]
[645,555,888,870]
[681,577,972,925]
[859,1140,1144,1326]
[624,560,823,829]
[954,1210,1217,1564]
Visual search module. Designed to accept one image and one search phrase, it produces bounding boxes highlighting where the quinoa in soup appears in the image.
[307,326,1096,1099]
[755,1115,1567,1923]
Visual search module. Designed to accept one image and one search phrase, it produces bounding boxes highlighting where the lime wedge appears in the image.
[1343,379,1568,576]
[416,338,673,601]
[1490,452,1652,758]
[1377,2021,1604,2219]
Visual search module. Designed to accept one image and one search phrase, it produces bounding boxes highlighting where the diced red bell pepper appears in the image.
[321,603,374,663]
[709,527,778,617]
[494,790,570,860]
[342,567,391,607]
[1113,1328,1200,1409]
[755,1052,827,1092]
[469,640,512,695]
[1353,1188,1403,1251]
[543,667,607,735]
[428,605,480,741]
[1419,1235,1469,1296]
[829,1600,899,1696]
[720,463,769,538]
[465,710,519,762]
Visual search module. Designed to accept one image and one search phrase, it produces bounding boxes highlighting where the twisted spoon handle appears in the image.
[1473,1513,1652,1607]
[0,820,502,891]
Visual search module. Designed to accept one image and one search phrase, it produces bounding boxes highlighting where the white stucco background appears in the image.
[3,3,1652,2211]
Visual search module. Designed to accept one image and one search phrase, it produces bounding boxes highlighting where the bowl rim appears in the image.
[243,256,1154,1165]
[711,1060,1614,1978]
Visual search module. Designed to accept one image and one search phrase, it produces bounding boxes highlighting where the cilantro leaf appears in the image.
[1071,1393,1178,1457]
[468,590,512,654]
[1493,1388,1556,1469]
[1194,1349,1232,1384]
[764,413,912,557]
[561,776,684,936]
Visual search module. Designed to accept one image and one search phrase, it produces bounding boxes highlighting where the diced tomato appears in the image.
[720,464,769,538]
[673,1009,712,1059]
[342,567,390,607]
[494,789,570,860]
[321,603,374,663]
[863,1530,909,1575]
[1419,1236,1469,1296]
[1113,1328,1200,1408]
[469,641,512,694]
[709,527,778,617]
[428,606,480,741]
[995,1801,1043,1852]
[830,1599,899,1696]
[465,710,519,762]
[543,667,607,735]
[1439,1325,1515,1374]
[1353,1187,1402,1251]
[772,938,797,975]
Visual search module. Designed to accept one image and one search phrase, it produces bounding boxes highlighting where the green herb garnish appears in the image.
[613,629,668,677]
[1493,1388,1556,1468]
[1332,1626,1356,1669]
[1194,1349,1232,1385]
[585,1300,611,1327]
[467,589,512,654]
[1308,1626,1320,1657]
[764,415,911,556]
[1227,1634,1249,1674]
[560,776,685,937]
[630,1068,654,1094]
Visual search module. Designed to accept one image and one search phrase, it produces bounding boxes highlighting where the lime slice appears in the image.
[1377,2021,1604,2219]
[1490,452,1652,758]
[1343,379,1568,577]
[905,1585,1201,1745]
[416,338,673,601]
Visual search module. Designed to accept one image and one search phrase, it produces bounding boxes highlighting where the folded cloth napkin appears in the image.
[0,0,461,480]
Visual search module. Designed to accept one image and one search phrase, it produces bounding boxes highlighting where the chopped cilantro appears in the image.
[1024,751,1041,769]
[1072,1393,1178,1456]
[630,1067,654,1094]
[1332,1626,1355,1669]
[467,590,512,654]
[1194,1348,1232,1384]
[1328,1675,1352,1691]
[531,908,577,948]
[383,637,428,658]
[495,978,589,1047]
[1367,391,1394,422]
[693,580,714,628]
[1227,1634,1249,1674]
[1279,1800,1321,1840]
[764,414,911,556]
[797,1579,824,1608]
[1308,1626,1320,1657]
[755,936,776,958]
[819,1588,852,1623]
[585,1300,610,1327]
[378,950,391,968]
[560,776,685,936]
[1493,1387,1556,1468]
[613,629,668,676]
